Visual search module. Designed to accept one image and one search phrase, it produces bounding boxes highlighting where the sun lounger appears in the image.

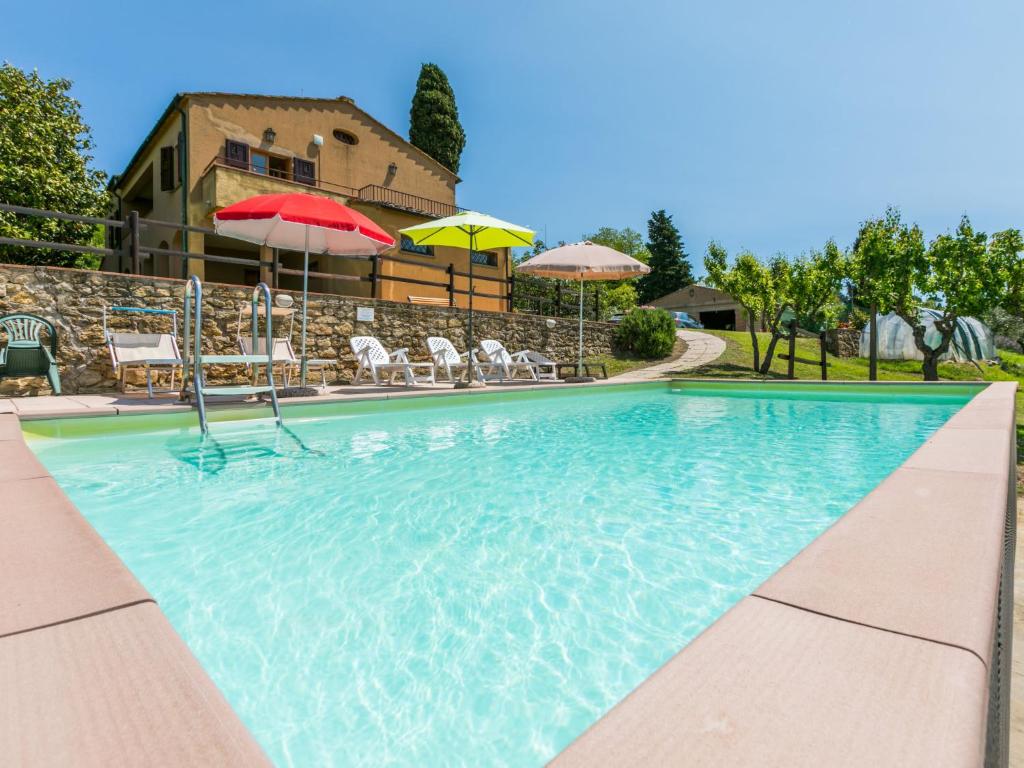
[426,336,475,382]
[521,350,560,381]
[236,303,333,391]
[239,336,332,390]
[0,313,61,394]
[425,336,498,382]
[351,336,435,386]
[103,307,181,398]
[478,340,540,382]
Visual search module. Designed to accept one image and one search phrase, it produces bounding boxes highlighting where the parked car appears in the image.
[610,310,703,328]
[671,311,703,329]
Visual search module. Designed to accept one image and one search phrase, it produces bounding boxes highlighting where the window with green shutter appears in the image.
[293,158,315,186]
[159,146,175,191]
[225,139,249,170]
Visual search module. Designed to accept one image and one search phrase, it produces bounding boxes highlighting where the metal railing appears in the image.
[510,272,603,320]
[203,155,361,198]
[357,185,463,219]
[203,156,463,219]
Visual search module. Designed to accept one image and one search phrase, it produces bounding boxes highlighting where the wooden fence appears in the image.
[0,202,602,319]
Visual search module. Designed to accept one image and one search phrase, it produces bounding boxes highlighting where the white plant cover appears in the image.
[859,310,996,362]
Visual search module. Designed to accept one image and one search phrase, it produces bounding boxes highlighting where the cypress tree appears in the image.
[637,209,694,303]
[409,63,466,174]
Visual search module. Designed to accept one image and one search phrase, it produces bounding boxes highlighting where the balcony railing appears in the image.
[203,155,360,198]
[203,156,463,219]
[357,185,463,219]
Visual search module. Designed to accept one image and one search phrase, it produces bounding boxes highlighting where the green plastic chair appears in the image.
[0,313,62,394]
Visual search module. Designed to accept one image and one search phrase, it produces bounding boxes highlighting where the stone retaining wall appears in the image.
[0,264,616,396]
[825,327,861,358]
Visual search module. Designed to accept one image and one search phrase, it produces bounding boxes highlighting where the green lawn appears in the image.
[681,330,1024,487]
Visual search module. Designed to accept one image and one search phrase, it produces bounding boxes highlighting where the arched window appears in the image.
[333,129,358,146]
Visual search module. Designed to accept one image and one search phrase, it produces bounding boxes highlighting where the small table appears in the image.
[556,361,608,380]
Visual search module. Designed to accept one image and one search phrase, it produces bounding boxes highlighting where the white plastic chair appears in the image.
[426,337,474,382]
[425,337,498,382]
[350,336,435,386]
[478,340,540,382]
[522,350,559,381]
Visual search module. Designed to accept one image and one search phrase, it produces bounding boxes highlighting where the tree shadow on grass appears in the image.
[676,362,785,379]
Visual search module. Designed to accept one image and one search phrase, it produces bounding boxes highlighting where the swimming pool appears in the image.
[25,382,979,767]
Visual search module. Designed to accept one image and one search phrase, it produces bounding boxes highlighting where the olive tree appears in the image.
[993,228,1024,326]
[704,243,772,371]
[848,207,924,380]
[878,217,1018,381]
[757,243,846,374]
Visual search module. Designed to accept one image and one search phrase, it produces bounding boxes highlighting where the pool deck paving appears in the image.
[0,377,1017,767]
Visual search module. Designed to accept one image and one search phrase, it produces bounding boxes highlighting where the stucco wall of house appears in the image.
[185,95,456,205]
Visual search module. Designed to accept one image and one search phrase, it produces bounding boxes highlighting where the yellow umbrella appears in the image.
[400,211,534,386]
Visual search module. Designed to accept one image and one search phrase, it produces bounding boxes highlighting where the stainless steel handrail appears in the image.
[179,275,206,428]
[252,282,282,429]
[179,276,282,435]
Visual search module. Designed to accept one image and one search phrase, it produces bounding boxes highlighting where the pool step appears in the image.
[199,385,275,397]
[200,354,271,365]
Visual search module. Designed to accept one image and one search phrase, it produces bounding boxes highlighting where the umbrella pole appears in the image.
[578,273,584,375]
[300,226,309,388]
[465,230,476,385]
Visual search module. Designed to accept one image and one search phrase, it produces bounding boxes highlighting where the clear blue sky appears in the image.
[5,0,1023,273]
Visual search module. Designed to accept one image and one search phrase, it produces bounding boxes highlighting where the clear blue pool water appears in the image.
[27,383,975,767]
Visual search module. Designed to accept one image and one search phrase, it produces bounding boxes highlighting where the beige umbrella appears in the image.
[517,241,650,381]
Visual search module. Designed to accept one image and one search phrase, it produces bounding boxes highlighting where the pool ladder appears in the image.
[179,276,282,435]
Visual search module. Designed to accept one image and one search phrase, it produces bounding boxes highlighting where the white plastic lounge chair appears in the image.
[350,336,435,386]
[522,350,559,381]
[428,337,499,382]
[104,307,183,398]
[478,340,540,382]
[426,336,486,382]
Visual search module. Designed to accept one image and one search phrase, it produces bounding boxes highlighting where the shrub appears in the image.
[615,308,677,358]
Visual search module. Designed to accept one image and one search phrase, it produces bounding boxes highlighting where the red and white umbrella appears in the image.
[214,193,394,387]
